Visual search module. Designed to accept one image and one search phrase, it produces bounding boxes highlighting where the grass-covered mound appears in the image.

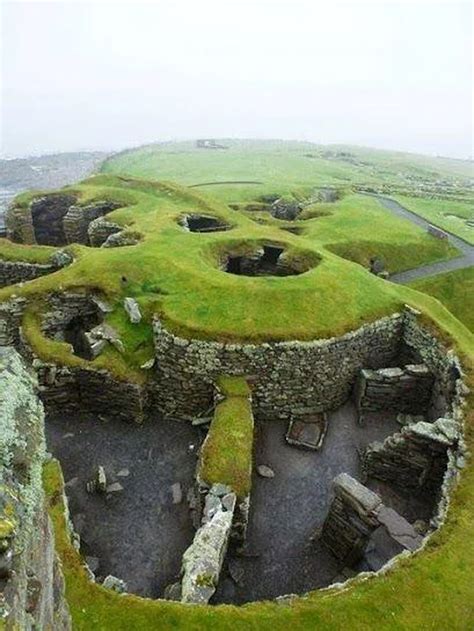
[0,174,464,380]
[101,139,473,205]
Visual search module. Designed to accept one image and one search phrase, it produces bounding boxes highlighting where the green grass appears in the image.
[0,238,57,263]
[393,195,474,244]
[0,175,465,381]
[1,141,472,629]
[102,139,473,204]
[199,377,254,498]
[410,268,474,332]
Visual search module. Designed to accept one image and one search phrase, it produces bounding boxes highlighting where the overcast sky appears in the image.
[1,0,472,158]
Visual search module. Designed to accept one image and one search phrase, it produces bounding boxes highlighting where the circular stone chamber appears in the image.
[218,242,320,277]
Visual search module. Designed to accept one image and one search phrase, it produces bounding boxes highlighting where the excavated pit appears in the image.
[45,412,205,598]
[223,244,313,277]
[30,310,462,605]
[7,194,124,246]
[31,194,77,245]
[42,292,106,359]
[63,313,103,359]
[181,214,231,233]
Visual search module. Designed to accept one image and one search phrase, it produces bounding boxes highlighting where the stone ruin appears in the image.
[0,295,468,617]
[219,243,316,277]
[5,193,136,249]
[319,473,424,570]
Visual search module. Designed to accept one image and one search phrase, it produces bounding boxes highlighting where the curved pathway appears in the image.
[365,193,474,283]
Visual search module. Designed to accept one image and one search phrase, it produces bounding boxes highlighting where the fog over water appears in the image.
[1,0,472,158]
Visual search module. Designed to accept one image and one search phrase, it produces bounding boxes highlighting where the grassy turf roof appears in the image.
[0,173,465,379]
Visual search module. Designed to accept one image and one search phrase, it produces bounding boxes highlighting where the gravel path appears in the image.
[366,194,474,283]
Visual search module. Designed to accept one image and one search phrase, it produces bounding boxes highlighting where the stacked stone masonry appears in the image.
[0,250,72,288]
[6,194,123,247]
[362,417,459,494]
[355,364,434,419]
[320,473,423,567]
[151,314,405,419]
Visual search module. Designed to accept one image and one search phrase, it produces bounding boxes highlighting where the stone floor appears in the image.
[45,413,204,598]
[213,401,413,604]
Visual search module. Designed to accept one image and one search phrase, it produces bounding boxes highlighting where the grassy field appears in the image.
[101,139,473,204]
[410,267,474,332]
[394,195,474,244]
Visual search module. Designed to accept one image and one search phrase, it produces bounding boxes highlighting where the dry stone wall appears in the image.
[6,195,123,247]
[151,314,405,419]
[402,309,463,421]
[0,295,145,422]
[63,201,122,245]
[0,251,72,288]
[320,473,423,567]
[0,298,27,347]
[33,360,145,423]
[0,347,71,630]
[362,417,459,494]
[355,364,434,419]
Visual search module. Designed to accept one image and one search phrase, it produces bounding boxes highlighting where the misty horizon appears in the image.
[1,1,473,160]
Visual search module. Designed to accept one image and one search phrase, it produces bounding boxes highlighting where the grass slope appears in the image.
[0,175,463,380]
[410,267,474,332]
[101,140,473,204]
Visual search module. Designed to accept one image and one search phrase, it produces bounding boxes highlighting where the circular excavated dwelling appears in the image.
[180,214,232,233]
[218,242,320,277]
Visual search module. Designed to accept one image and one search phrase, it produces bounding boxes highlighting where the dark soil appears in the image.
[45,413,204,598]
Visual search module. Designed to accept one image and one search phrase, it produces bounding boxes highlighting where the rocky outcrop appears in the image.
[0,347,71,630]
[355,364,434,421]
